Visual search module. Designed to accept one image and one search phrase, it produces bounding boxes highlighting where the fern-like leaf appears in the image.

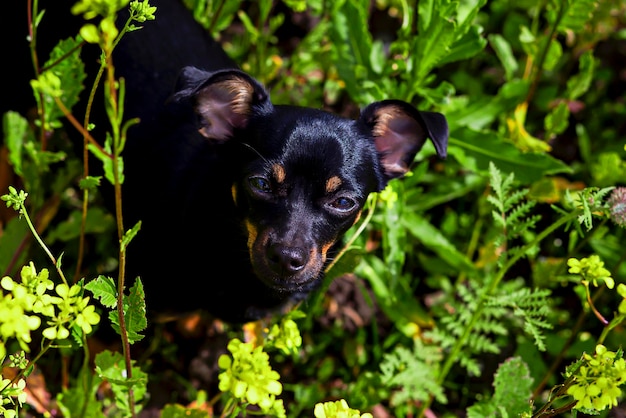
[425,278,509,376]
[487,162,540,263]
[380,339,447,405]
[487,279,553,351]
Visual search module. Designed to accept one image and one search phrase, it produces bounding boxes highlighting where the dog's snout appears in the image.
[268,244,308,274]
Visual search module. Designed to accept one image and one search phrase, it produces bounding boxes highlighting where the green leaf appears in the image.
[56,368,104,418]
[329,0,377,104]
[488,34,518,81]
[117,278,147,344]
[402,212,476,273]
[94,350,148,415]
[38,36,86,125]
[413,0,457,82]
[542,37,563,71]
[554,0,599,33]
[544,101,570,138]
[3,111,30,176]
[46,207,115,244]
[566,50,596,100]
[121,221,142,252]
[449,127,572,184]
[440,25,488,66]
[0,217,30,274]
[85,275,118,309]
[88,135,124,185]
[357,256,434,333]
[492,357,534,415]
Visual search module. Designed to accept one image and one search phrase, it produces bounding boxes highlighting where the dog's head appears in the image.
[173,67,449,294]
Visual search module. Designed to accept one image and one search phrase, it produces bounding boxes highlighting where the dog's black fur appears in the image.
[5,0,449,324]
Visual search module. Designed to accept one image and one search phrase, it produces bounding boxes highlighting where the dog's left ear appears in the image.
[360,100,449,182]
[172,66,272,142]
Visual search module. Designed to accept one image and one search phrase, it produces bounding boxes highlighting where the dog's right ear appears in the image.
[172,66,272,142]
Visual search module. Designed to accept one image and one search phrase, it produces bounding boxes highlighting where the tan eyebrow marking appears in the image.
[325,176,342,193]
[272,163,286,183]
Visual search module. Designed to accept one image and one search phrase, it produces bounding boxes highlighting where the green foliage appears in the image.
[380,338,446,406]
[486,284,553,352]
[466,356,534,417]
[86,275,146,343]
[3,0,626,416]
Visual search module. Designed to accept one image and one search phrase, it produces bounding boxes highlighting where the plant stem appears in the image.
[18,201,68,287]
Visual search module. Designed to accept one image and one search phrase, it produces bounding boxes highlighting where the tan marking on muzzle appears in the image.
[320,241,336,261]
[325,176,342,193]
[231,184,238,205]
[244,219,258,251]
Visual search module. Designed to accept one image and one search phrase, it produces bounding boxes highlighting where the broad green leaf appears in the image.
[56,369,104,418]
[94,350,148,412]
[0,217,30,274]
[46,207,115,244]
[449,127,572,184]
[357,257,434,332]
[566,50,596,100]
[542,37,563,71]
[443,80,529,131]
[488,34,518,81]
[544,101,570,138]
[440,25,488,65]
[401,212,476,273]
[3,111,29,176]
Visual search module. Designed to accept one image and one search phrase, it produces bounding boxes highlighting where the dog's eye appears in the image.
[327,196,357,213]
[249,176,272,194]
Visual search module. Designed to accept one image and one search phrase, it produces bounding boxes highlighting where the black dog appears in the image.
[8,0,449,323]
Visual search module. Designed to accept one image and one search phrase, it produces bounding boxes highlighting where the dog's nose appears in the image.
[268,244,308,274]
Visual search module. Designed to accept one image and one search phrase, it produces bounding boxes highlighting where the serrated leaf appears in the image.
[492,357,534,416]
[554,0,598,33]
[329,0,376,104]
[440,24,488,65]
[413,0,457,82]
[113,278,146,344]
[39,36,86,125]
[94,351,147,397]
[85,275,118,308]
[121,221,142,251]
